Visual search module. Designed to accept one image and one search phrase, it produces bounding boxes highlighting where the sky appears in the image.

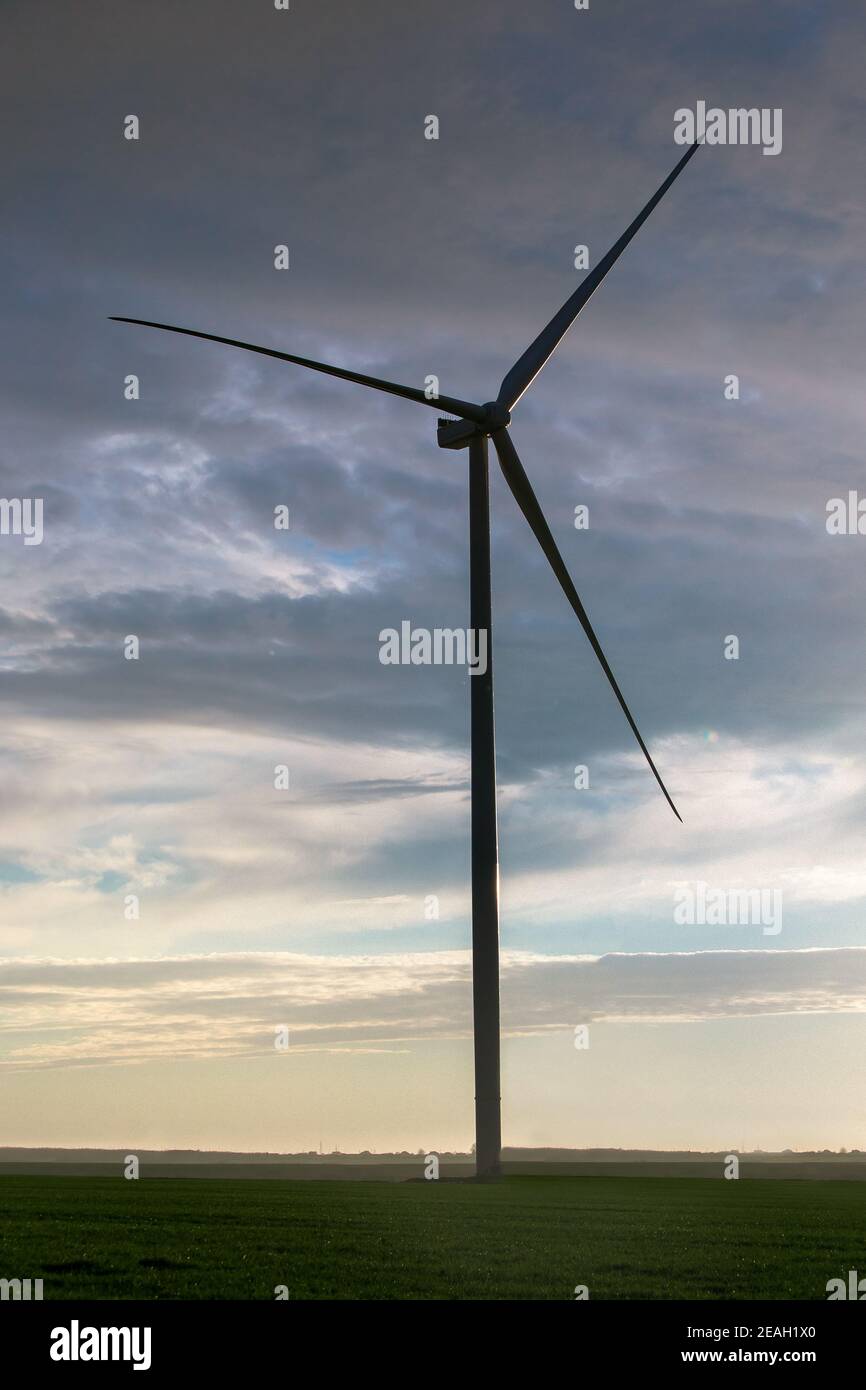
[2,0,866,1153]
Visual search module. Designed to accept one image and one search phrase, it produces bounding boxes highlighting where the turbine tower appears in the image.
[112,141,698,1179]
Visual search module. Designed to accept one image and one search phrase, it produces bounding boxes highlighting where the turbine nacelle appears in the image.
[436,416,481,450]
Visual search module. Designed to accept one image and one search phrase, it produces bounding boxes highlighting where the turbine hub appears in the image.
[436,403,511,449]
[482,401,511,429]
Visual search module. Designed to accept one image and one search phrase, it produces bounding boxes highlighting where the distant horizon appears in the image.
[5,1143,865,1159]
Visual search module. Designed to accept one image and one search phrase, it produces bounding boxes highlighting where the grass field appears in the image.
[1,1175,863,1300]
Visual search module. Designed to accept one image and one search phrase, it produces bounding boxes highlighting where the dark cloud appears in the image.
[2,0,865,949]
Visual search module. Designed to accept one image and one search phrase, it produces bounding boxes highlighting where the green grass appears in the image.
[1,1175,863,1300]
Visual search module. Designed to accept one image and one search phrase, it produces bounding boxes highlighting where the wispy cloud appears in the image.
[3,946,865,1070]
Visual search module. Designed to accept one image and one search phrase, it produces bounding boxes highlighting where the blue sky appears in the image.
[2,0,866,1151]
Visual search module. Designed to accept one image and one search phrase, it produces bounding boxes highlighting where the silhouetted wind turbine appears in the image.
[112,141,698,1179]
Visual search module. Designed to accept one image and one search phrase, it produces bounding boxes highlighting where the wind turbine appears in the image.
[112,141,698,1179]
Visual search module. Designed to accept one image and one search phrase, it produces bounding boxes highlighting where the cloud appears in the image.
[2,945,865,1070]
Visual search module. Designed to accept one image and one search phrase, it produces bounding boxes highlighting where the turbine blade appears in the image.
[109,318,488,424]
[491,428,681,821]
[497,142,701,411]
